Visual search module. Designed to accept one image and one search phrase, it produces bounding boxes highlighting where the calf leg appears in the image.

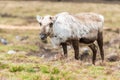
[61,43,68,58]
[89,43,97,65]
[72,40,79,60]
[97,32,104,62]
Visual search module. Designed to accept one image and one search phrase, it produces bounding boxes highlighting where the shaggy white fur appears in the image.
[51,12,104,47]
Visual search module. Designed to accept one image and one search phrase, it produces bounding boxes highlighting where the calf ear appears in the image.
[36,15,42,22]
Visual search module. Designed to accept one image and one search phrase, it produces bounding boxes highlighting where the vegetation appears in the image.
[0,1,120,27]
[0,1,120,80]
[0,27,120,80]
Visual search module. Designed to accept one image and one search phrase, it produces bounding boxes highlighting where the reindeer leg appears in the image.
[89,43,97,65]
[72,40,79,60]
[61,43,68,58]
[97,32,104,62]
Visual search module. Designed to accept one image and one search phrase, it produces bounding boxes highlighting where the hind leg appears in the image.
[89,43,97,65]
[97,32,104,62]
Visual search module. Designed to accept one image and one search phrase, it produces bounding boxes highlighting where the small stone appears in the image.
[82,47,90,51]
[16,36,29,41]
[7,50,16,54]
[16,36,21,40]
[80,48,90,60]
[20,36,29,41]
[41,55,45,59]
[106,53,119,62]
[0,38,8,45]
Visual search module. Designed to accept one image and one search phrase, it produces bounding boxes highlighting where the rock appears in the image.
[20,36,29,41]
[0,38,8,45]
[41,55,45,59]
[7,50,16,54]
[80,48,90,60]
[16,36,29,41]
[82,47,90,51]
[16,36,21,41]
[106,53,119,62]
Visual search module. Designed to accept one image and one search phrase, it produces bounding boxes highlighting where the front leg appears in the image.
[72,39,79,60]
[61,43,68,58]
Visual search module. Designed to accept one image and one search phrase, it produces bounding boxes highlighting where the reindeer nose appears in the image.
[39,33,46,40]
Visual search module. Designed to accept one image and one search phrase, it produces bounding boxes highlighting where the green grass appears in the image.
[0,52,120,80]
[9,65,25,72]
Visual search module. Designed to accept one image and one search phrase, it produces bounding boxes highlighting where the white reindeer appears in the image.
[36,12,104,64]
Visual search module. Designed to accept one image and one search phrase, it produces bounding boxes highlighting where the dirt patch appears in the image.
[0,25,40,30]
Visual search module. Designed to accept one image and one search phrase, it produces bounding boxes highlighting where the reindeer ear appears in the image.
[36,15,42,22]
[49,16,56,22]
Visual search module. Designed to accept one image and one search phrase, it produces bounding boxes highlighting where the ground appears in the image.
[0,1,120,80]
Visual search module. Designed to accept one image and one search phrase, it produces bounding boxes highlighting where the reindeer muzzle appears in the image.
[39,33,47,43]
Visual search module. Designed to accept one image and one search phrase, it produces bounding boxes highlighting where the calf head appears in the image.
[36,15,55,42]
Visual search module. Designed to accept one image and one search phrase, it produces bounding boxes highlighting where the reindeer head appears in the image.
[36,15,55,42]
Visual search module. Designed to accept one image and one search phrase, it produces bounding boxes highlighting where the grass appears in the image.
[0,29,40,52]
[0,1,120,27]
[0,1,120,80]
[0,28,119,80]
[0,50,120,80]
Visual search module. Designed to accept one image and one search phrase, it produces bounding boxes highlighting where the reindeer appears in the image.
[36,12,104,64]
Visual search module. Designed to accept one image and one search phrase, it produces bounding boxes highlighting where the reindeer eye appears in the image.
[49,16,52,20]
[39,23,42,26]
[49,23,53,28]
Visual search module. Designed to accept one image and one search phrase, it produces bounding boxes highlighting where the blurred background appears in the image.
[0,0,120,27]
[0,0,120,80]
